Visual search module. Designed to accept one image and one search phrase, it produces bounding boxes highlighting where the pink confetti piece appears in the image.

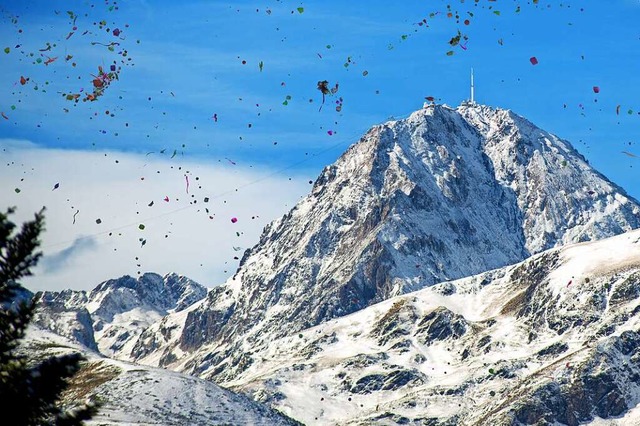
[231,217,238,223]
[529,56,538,65]
[327,130,333,135]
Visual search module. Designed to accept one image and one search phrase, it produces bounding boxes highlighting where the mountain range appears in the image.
[28,103,640,425]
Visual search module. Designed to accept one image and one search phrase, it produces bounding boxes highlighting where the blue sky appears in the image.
[1,0,639,291]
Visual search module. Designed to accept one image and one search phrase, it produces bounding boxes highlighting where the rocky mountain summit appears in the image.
[125,103,640,383]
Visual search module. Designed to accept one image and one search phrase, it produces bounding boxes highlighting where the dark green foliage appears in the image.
[0,208,99,425]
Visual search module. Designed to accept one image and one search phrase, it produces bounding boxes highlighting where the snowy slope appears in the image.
[128,103,640,383]
[221,228,640,425]
[21,326,300,426]
[33,272,207,357]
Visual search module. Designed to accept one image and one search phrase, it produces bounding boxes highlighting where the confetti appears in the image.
[530,56,538,65]
[164,196,170,202]
[593,86,600,94]
[52,183,60,191]
[297,7,304,14]
[96,218,102,224]
[231,217,238,223]
[185,175,190,193]
[138,224,145,230]
[622,151,638,158]
[72,210,79,224]
[43,56,59,66]
[259,61,264,72]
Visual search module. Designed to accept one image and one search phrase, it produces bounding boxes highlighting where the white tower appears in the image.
[470,67,475,104]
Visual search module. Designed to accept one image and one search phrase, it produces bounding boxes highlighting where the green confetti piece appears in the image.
[297,7,304,13]
[282,100,288,106]
[362,70,369,76]
[14,188,20,193]
[446,50,454,56]
[562,160,567,167]
[326,44,332,49]
[629,110,634,115]
[10,105,15,110]
[493,10,501,15]
[138,224,145,230]
[401,34,408,40]
[36,58,42,63]
[258,61,263,72]
[3,47,9,54]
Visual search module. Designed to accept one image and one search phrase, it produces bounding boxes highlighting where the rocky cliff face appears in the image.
[131,103,640,383]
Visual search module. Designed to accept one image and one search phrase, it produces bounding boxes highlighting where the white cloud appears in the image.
[0,140,310,292]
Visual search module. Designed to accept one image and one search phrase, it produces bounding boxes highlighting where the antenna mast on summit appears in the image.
[470,68,475,104]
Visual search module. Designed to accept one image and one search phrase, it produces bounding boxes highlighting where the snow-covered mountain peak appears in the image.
[120,103,640,386]
[34,272,208,357]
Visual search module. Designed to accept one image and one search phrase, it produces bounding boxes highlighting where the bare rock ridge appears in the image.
[147,103,640,382]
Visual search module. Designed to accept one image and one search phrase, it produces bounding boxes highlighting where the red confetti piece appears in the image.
[231,217,238,223]
[327,130,333,135]
[1,112,8,120]
[164,196,170,202]
[529,56,538,65]
[593,86,600,94]
[44,56,58,65]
